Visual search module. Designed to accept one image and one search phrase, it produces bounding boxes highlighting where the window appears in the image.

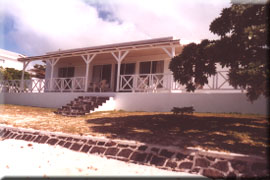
[139,60,164,89]
[139,60,164,74]
[139,62,151,74]
[92,64,112,86]
[58,67,75,78]
[151,61,164,74]
[120,63,135,75]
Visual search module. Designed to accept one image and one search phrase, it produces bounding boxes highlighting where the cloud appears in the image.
[107,0,231,41]
[1,0,230,56]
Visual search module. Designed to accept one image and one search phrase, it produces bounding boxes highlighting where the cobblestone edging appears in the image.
[0,125,268,178]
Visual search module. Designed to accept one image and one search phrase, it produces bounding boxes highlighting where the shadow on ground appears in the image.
[85,114,269,157]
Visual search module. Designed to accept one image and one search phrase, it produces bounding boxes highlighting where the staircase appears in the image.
[54,96,111,116]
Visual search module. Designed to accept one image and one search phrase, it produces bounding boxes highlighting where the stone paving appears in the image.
[0,125,268,178]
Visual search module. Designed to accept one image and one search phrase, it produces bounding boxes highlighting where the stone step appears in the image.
[54,96,111,117]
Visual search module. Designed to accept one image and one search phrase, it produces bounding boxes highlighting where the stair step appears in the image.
[53,96,111,117]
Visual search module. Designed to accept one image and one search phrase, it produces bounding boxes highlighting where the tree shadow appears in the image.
[85,114,269,156]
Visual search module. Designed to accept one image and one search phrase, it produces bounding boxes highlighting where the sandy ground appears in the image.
[0,139,207,178]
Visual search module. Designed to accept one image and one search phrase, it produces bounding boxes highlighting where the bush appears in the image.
[171,106,195,115]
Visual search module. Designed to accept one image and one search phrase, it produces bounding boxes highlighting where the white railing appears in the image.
[0,77,86,93]
[120,73,174,92]
[0,79,48,93]
[203,71,233,90]
[24,79,47,93]
[120,73,169,92]
[0,72,240,93]
[49,77,85,92]
[120,71,240,92]
[0,80,21,93]
[172,71,237,91]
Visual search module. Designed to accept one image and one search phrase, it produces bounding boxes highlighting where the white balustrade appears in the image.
[24,79,45,93]
[0,72,240,93]
[0,77,85,93]
[50,77,85,92]
[0,80,21,93]
[120,73,172,92]
[120,71,240,92]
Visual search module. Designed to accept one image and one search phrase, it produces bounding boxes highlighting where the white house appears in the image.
[19,37,234,93]
[0,37,267,114]
[0,48,25,70]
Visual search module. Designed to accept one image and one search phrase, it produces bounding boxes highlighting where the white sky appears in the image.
[1,0,231,56]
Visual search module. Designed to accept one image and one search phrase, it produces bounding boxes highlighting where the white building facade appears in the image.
[0,48,25,70]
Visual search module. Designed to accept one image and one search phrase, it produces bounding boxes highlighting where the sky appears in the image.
[0,0,231,57]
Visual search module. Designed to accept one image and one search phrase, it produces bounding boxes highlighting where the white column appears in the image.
[81,54,96,92]
[50,63,54,91]
[111,51,129,92]
[85,63,90,91]
[47,58,60,91]
[20,61,30,91]
[116,62,121,92]
[171,46,175,57]
[170,47,175,92]
[162,46,175,93]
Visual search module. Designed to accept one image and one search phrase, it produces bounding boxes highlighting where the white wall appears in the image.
[0,92,267,115]
[1,92,115,108]
[115,93,268,115]
[0,58,23,70]
[0,49,24,70]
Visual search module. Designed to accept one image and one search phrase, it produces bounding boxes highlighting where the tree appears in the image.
[0,66,31,80]
[0,66,4,80]
[29,64,46,79]
[169,40,216,92]
[170,1,269,101]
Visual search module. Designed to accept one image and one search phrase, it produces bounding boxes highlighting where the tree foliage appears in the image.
[170,1,269,101]
[170,40,216,91]
[29,64,46,79]
[0,66,31,80]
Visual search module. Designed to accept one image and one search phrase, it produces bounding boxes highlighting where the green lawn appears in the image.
[0,104,268,157]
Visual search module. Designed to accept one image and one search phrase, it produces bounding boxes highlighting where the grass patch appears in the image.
[0,104,268,157]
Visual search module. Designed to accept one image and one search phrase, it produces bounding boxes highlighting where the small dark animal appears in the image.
[171,106,195,115]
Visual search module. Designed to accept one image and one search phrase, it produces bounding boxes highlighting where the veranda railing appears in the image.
[120,71,241,92]
[0,71,241,93]
[120,73,172,92]
[49,77,85,92]
[0,77,85,93]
